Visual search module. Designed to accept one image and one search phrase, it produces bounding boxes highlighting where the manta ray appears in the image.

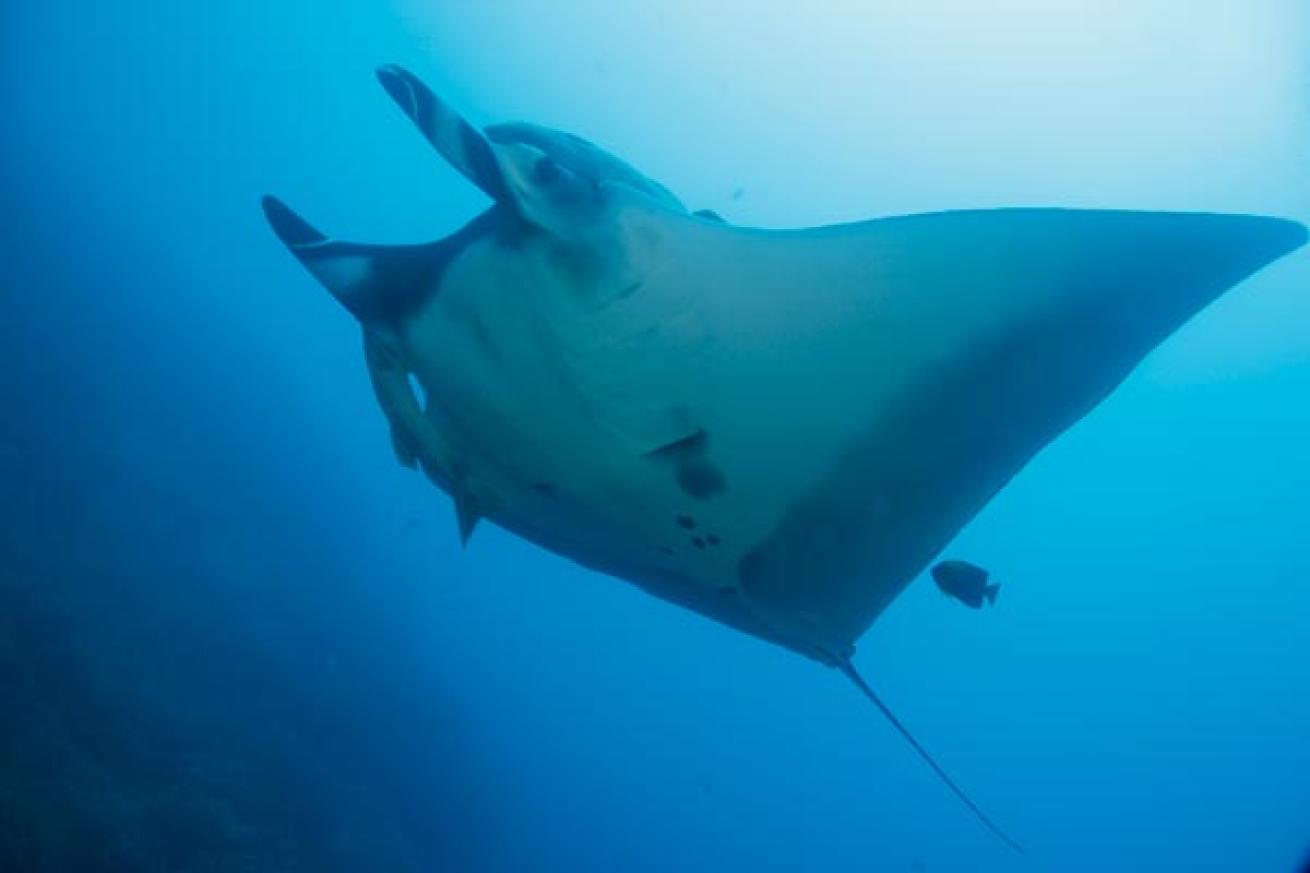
[262,65,1306,851]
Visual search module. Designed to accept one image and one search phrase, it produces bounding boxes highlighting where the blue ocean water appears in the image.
[2,2,1308,871]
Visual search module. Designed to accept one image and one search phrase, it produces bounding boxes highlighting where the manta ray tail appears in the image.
[261,195,438,322]
[837,659,1025,854]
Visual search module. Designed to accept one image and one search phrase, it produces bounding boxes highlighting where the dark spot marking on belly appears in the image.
[531,482,557,496]
[677,459,727,500]
[676,514,696,530]
[693,537,706,549]
[706,533,721,546]
[659,545,675,556]
[646,427,726,501]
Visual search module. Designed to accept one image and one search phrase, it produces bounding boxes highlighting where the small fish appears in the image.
[931,560,1000,609]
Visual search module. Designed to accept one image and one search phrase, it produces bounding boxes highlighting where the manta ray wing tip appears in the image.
[1276,217,1308,251]
[1227,214,1309,284]
[1229,213,1308,263]
[261,195,326,247]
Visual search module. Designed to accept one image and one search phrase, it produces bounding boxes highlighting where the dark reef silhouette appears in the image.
[0,185,499,871]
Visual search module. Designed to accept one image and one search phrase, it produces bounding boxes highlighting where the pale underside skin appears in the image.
[263,66,1306,850]
[370,195,1304,664]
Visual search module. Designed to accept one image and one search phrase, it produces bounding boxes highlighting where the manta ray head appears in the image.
[483,124,612,240]
[373,63,682,245]
[487,121,684,214]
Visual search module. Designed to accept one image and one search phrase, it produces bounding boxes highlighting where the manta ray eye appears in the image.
[532,155,561,185]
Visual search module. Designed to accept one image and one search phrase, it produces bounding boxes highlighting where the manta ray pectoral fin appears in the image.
[375,65,512,205]
[261,195,436,323]
[730,209,1306,652]
[836,659,1024,854]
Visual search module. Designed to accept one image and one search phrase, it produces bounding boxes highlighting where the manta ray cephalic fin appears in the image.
[375,65,512,205]
[837,659,1025,854]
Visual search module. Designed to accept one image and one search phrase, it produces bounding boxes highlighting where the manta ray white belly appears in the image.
[375,198,1305,664]
[385,209,790,648]
[262,64,1306,851]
